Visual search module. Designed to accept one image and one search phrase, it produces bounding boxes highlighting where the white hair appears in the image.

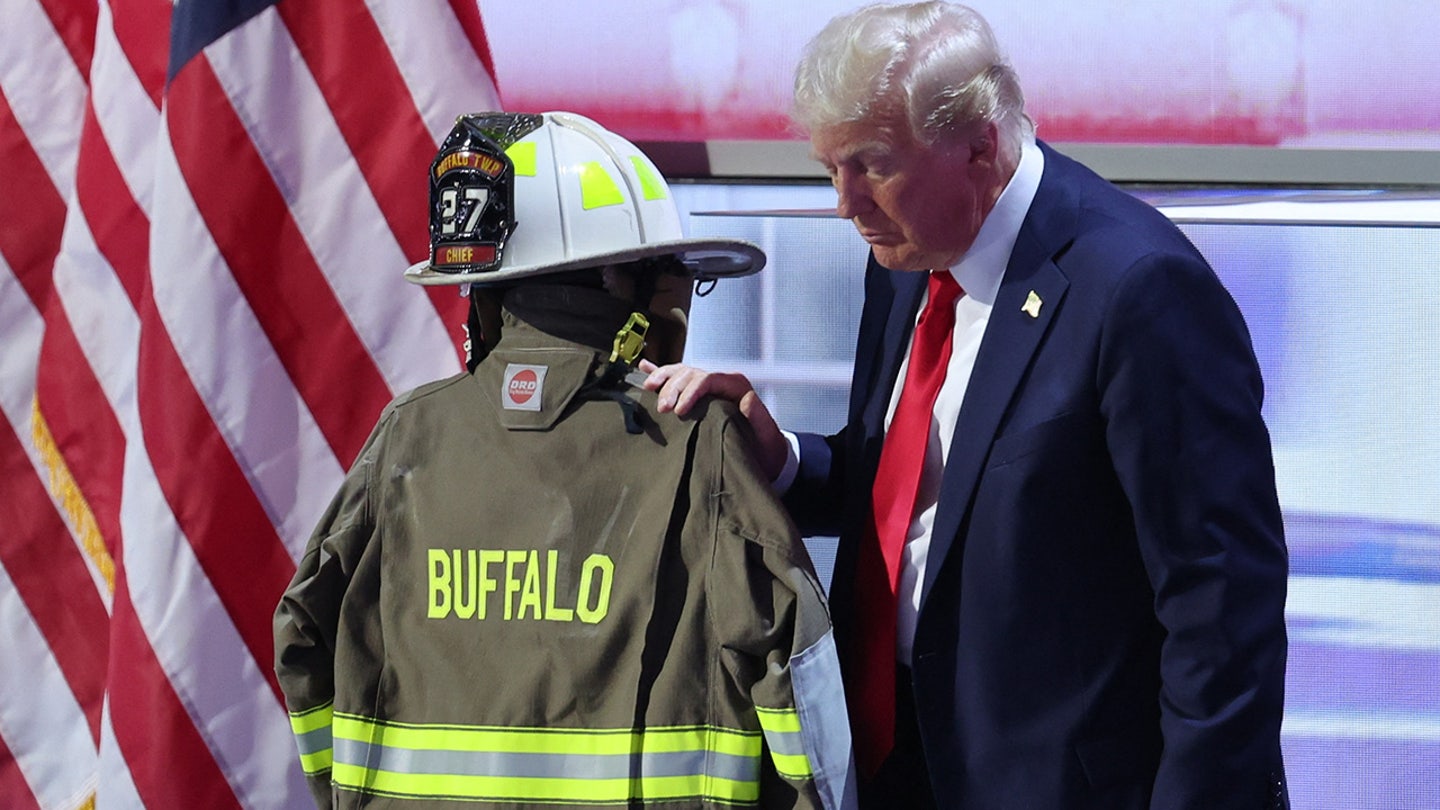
[792,1,1033,156]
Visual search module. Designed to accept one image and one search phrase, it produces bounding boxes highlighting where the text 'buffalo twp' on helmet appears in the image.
[405,111,764,287]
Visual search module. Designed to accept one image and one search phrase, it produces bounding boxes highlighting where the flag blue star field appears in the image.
[0,1,500,805]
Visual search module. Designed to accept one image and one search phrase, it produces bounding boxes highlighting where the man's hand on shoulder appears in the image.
[640,361,786,482]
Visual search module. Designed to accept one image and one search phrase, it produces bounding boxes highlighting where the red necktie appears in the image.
[850,270,963,777]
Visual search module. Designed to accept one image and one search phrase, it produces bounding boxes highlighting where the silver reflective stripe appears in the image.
[294,725,331,757]
[792,628,860,810]
[335,737,759,783]
[762,727,806,757]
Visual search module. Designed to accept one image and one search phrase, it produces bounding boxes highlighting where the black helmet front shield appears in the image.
[426,113,543,276]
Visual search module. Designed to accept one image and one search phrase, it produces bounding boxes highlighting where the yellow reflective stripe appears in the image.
[755,706,801,734]
[331,715,764,803]
[289,703,335,774]
[506,141,538,176]
[334,714,759,757]
[289,702,333,735]
[628,156,669,200]
[579,162,625,209]
[755,706,813,780]
[768,750,813,781]
[298,747,334,776]
[332,766,760,804]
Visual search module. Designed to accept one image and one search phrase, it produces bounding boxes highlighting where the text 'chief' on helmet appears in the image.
[406,111,765,286]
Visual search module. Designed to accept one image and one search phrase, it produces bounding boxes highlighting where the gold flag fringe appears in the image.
[31,395,116,595]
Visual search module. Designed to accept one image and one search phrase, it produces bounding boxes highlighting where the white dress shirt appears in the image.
[778,137,1045,666]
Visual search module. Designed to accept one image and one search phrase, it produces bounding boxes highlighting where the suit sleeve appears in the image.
[1099,250,1290,809]
[784,255,899,540]
[715,417,859,810]
[783,429,849,537]
[272,419,385,809]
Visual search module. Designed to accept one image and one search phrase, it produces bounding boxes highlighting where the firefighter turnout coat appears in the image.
[274,286,856,809]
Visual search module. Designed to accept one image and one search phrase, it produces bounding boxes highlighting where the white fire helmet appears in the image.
[405,111,764,286]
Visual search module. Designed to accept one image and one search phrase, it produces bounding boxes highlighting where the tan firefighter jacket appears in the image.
[274,285,856,809]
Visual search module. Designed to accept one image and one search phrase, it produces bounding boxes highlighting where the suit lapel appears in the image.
[862,267,928,442]
[919,146,1077,601]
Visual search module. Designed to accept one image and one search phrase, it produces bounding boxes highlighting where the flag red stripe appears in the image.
[277,0,469,352]
[0,421,108,742]
[35,307,127,562]
[164,57,395,466]
[75,103,150,306]
[106,572,245,810]
[0,728,42,810]
[108,0,171,105]
[0,87,68,305]
[278,0,432,258]
[34,0,97,79]
[135,311,296,702]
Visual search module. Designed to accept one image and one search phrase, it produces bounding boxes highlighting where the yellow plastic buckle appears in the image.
[609,312,650,364]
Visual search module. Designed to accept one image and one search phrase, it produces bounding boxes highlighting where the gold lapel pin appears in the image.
[1022,290,1043,318]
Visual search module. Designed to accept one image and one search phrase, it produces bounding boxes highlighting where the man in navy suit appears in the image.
[646,3,1290,807]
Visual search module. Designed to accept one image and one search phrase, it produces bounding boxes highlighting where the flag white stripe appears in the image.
[366,0,502,140]
[206,9,462,399]
[148,112,346,553]
[117,415,308,808]
[95,701,144,810]
[0,0,87,191]
[88,1,161,211]
[0,546,98,810]
[52,218,143,435]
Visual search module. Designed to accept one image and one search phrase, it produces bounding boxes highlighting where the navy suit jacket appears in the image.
[786,142,1289,809]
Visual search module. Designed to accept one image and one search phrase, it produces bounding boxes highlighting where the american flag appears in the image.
[0,1,500,806]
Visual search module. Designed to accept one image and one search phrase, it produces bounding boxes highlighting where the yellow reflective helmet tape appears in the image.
[629,156,669,201]
[505,141,538,177]
[288,702,335,775]
[331,714,762,804]
[756,705,813,780]
[579,162,625,209]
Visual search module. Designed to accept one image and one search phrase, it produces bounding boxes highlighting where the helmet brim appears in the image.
[404,237,765,286]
